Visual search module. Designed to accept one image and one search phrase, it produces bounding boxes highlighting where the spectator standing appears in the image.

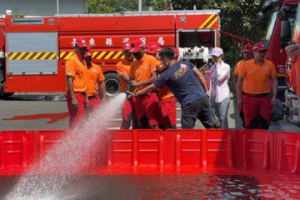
[209,47,230,128]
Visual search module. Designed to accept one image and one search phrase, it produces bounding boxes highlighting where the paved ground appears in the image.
[0,93,299,132]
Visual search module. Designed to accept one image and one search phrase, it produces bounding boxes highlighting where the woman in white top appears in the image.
[209,47,230,128]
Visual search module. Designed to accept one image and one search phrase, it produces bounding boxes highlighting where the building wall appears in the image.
[0,0,87,16]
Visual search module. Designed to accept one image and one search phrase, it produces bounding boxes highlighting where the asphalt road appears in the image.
[0,93,299,132]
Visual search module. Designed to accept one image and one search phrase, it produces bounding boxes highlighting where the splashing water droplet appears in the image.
[5,93,127,200]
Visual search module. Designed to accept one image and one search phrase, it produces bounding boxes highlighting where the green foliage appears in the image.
[12,14,25,18]
[151,0,170,11]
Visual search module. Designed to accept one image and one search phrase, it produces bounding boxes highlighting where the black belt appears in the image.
[74,92,86,95]
[88,95,97,100]
[244,93,269,98]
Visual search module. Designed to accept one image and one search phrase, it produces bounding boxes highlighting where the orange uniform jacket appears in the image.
[65,53,88,93]
[238,59,277,94]
[129,54,157,92]
[86,63,105,96]
[116,59,132,92]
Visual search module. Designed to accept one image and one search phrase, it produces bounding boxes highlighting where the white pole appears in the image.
[138,0,142,12]
[57,0,59,15]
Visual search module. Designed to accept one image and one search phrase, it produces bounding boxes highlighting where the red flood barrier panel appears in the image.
[273,131,300,174]
[170,129,233,172]
[108,129,162,167]
[0,131,31,171]
[0,129,299,175]
[233,129,274,170]
[32,130,67,162]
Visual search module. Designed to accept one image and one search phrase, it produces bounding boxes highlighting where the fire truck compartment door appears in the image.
[6,32,58,75]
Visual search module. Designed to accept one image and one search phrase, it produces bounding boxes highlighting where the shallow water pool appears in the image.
[1,172,299,200]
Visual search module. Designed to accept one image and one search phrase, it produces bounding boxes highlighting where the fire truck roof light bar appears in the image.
[55,10,220,17]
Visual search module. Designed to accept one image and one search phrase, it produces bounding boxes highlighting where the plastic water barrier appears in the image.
[0,129,299,175]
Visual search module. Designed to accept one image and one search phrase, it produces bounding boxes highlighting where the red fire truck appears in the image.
[262,0,299,126]
[0,10,220,97]
[262,0,299,96]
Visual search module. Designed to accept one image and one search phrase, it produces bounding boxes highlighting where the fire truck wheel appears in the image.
[104,73,121,97]
[0,83,14,99]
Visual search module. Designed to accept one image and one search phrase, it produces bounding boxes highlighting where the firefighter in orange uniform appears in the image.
[237,42,278,130]
[233,44,253,127]
[129,39,160,129]
[147,43,177,129]
[84,46,106,111]
[117,42,138,129]
[66,37,88,128]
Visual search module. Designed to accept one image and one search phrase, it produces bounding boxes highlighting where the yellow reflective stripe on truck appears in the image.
[8,52,57,60]
[199,14,218,29]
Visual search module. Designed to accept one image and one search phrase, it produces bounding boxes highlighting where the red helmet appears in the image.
[146,42,161,55]
[129,39,144,53]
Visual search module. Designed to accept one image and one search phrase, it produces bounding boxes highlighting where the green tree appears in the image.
[151,0,171,11]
